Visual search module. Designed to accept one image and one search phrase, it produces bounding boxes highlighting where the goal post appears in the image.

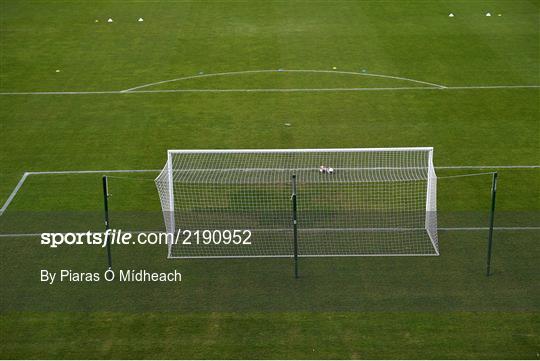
[155,148,438,259]
[425,150,437,243]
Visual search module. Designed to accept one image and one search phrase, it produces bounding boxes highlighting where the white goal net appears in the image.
[156,148,438,258]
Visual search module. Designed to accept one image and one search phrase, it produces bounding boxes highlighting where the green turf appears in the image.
[0,0,539,358]
[1,312,538,359]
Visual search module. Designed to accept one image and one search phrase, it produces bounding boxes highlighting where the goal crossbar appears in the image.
[168,147,434,154]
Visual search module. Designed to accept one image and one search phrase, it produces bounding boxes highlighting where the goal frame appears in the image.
[159,147,438,259]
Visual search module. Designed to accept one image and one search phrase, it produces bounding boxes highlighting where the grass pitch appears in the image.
[0,0,539,359]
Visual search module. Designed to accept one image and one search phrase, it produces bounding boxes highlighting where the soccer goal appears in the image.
[155,148,438,260]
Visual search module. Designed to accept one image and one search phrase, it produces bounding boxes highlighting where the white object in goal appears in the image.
[155,148,438,258]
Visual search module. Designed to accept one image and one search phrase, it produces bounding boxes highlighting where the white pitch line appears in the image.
[121,69,447,92]
[438,165,540,169]
[26,169,160,175]
[0,90,121,95]
[0,226,538,238]
[447,85,540,90]
[132,86,436,93]
[1,85,539,96]
[439,227,540,231]
[24,165,540,175]
[0,169,160,217]
[0,172,29,216]
[126,85,540,93]
[1,165,539,216]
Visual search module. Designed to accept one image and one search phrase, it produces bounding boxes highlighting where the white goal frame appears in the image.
[156,147,438,259]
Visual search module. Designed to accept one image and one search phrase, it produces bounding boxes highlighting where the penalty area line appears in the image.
[0,169,160,217]
[0,165,539,217]
[25,169,161,175]
[438,165,540,169]
[0,172,29,216]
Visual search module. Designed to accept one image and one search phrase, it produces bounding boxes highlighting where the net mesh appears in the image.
[155,149,438,258]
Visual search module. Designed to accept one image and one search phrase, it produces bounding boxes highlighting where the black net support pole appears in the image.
[291,174,299,279]
[103,175,112,269]
[486,171,498,276]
